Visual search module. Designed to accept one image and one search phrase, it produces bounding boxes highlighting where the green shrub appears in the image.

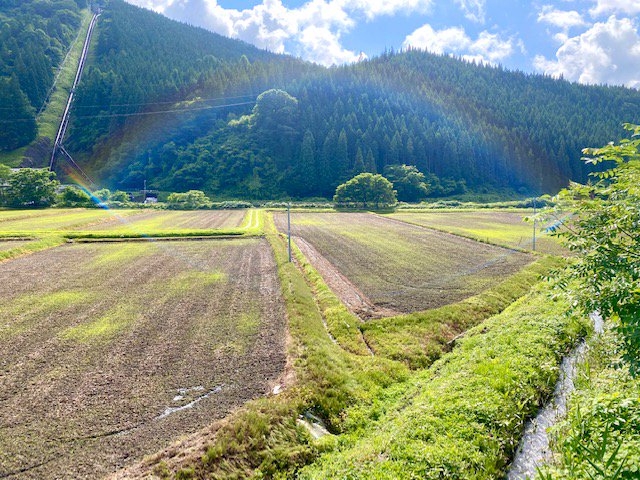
[56,186,95,208]
[167,190,211,209]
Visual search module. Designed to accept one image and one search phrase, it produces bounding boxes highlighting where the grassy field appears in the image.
[0,238,287,479]
[386,209,568,255]
[274,212,534,314]
[120,214,583,479]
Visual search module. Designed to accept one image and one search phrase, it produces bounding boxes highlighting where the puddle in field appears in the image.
[157,385,224,419]
[508,312,603,479]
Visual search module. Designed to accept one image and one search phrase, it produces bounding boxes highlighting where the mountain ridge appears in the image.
[4,0,640,198]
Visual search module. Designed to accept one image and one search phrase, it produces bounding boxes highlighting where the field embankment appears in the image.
[298,290,588,479]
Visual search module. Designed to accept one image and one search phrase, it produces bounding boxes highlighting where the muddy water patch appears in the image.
[508,312,603,479]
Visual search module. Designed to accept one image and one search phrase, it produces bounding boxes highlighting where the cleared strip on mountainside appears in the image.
[0,238,286,479]
[387,210,567,255]
[274,212,534,314]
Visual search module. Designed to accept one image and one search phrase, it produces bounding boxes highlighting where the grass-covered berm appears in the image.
[115,213,587,480]
[297,290,588,479]
[0,237,287,479]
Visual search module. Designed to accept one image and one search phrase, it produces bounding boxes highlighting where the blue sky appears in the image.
[126,0,640,87]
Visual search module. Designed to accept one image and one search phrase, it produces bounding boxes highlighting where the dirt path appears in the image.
[293,236,401,319]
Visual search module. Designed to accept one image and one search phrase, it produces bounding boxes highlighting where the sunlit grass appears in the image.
[60,303,139,342]
[0,290,93,338]
[386,210,567,255]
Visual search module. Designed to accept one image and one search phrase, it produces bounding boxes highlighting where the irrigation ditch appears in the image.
[508,312,604,478]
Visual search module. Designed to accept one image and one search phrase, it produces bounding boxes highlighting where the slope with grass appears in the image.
[0,1,89,165]
[299,291,588,479]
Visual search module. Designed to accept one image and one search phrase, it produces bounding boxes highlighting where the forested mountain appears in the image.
[5,0,640,198]
[0,0,86,150]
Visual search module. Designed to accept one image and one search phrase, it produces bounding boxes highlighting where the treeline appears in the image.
[0,0,86,150]
[42,0,640,197]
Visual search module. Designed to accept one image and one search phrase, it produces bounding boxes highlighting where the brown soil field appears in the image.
[274,212,534,314]
[0,238,286,479]
[79,210,246,231]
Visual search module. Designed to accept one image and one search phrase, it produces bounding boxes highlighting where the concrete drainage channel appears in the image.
[508,312,604,479]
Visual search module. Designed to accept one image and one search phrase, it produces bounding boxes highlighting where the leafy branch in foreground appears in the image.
[547,123,640,375]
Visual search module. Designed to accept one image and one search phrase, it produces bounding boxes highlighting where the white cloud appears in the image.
[338,0,433,19]
[534,16,640,88]
[589,0,640,18]
[538,6,587,30]
[455,0,486,23]
[125,0,433,65]
[403,24,514,64]
[298,26,362,65]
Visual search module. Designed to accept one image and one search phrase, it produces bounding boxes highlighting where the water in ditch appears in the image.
[507,312,603,479]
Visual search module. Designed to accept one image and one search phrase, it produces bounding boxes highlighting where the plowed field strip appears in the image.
[0,239,286,479]
[274,212,534,313]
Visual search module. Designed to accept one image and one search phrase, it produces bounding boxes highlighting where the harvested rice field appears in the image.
[80,209,246,232]
[0,238,286,479]
[0,209,246,234]
[274,212,534,315]
[387,210,567,255]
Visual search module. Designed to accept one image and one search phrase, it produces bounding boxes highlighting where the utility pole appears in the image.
[532,198,537,252]
[287,202,292,263]
[142,179,147,204]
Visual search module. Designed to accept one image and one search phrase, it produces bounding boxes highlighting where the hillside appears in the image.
[6,0,640,197]
[0,0,88,162]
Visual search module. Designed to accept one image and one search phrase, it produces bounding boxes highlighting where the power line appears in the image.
[0,100,256,123]
[71,93,258,108]
[72,100,256,119]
